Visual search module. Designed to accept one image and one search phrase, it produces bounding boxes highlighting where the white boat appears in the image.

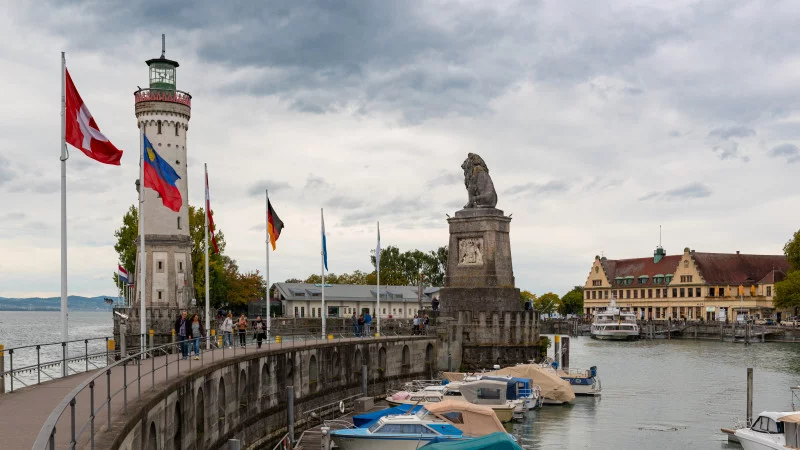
[386,381,518,422]
[734,411,800,449]
[591,299,639,340]
[330,400,509,450]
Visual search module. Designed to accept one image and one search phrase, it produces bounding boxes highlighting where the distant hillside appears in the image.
[0,295,114,311]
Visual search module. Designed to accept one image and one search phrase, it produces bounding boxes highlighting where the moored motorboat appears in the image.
[330,400,510,450]
[591,299,639,340]
[553,366,601,396]
[734,411,800,449]
[386,382,517,422]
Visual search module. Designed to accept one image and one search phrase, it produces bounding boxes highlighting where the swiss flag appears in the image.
[65,68,123,165]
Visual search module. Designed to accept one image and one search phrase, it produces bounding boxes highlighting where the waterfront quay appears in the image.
[0,333,435,449]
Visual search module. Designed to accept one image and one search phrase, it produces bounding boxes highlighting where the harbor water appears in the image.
[2,313,799,448]
[516,334,800,449]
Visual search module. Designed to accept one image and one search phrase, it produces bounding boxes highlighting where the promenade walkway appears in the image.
[0,336,402,449]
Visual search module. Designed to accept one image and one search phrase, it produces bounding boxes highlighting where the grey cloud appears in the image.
[304,174,329,191]
[505,181,569,197]
[708,126,755,140]
[0,155,15,185]
[1,212,26,221]
[247,181,291,197]
[769,143,800,163]
[339,196,429,227]
[640,183,712,201]
[426,172,461,188]
[582,177,624,192]
[712,142,746,161]
[251,224,266,232]
[326,195,364,210]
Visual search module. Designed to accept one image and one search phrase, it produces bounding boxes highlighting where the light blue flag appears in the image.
[321,208,328,271]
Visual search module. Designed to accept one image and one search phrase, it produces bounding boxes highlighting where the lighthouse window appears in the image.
[177,217,181,229]
[179,262,183,272]
[175,123,179,136]
[157,261,164,272]
[157,120,162,134]
[157,290,163,300]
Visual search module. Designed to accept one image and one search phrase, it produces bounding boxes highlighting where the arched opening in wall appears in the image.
[309,354,318,392]
[173,401,182,450]
[147,421,157,450]
[331,351,340,382]
[378,347,387,379]
[196,388,205,444]
[286,357,294,384]
[218,377,227,433]
[239,369,247,416]
[261,362,270,401]
[425,343,435,379]
[401,345,410,374]
[353,349,362,383]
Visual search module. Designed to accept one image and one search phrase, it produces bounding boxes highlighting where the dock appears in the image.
[294,401,390,449]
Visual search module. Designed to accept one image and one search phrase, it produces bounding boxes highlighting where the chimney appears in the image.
[736,250,740,255]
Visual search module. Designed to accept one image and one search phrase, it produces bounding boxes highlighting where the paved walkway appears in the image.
[0,336,414,449]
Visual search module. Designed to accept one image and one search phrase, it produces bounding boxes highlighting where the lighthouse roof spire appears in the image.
[146,34,179,68]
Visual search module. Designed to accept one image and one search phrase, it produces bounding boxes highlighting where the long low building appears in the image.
[272,283,441,319]
[583,246,790,322]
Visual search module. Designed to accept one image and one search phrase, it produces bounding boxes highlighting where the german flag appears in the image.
[267,200,284,250]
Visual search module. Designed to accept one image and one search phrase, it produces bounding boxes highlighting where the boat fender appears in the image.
[339,400,345,413]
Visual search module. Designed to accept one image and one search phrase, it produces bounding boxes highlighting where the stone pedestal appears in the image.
[439,208,520,315]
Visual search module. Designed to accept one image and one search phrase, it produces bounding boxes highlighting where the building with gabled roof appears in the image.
[271,283,441,319]
[584,246,789,322]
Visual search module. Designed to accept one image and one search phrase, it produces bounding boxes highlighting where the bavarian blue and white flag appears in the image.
[321,208,328,271]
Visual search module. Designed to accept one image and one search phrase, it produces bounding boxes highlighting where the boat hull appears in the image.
[561,378,601,396]
[332,435,462,450]
[734,429,785,450]
[591,332,639,341]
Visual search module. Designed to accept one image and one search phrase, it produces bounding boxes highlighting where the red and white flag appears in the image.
[65,68,123,165]
[205,170,220,254]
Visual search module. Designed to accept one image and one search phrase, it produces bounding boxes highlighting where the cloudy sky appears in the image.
[2,0,800,298]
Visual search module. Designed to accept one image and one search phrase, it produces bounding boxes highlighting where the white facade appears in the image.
[132,53,194,309]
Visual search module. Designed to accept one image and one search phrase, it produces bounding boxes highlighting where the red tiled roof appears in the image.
[692,253,789,285]
[600,255,681,286]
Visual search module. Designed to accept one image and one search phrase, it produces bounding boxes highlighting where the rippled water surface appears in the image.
[513,335,800,449]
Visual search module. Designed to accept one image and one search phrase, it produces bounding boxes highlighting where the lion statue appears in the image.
[461,153,497,208]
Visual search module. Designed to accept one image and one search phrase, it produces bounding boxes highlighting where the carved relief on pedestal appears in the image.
[458,238,484,266]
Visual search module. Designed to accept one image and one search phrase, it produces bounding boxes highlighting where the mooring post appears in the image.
[0,344,5,395]
[553,335,560,368]
[561,336,570,369]
[287,385,295,444]
[747,367,753,426]
[362,364,368,396]
[120,323,127,359]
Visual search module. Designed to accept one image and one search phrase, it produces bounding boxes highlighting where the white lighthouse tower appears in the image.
[133,36,194,314]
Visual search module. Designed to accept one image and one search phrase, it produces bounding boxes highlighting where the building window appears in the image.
[157,290,163,300]
[591,291,596,299]
[604,290,608,299]
[177,217,181,229]
[680,275,693,283]
[301,307,305,318]
[585,291,590,300]
[312,308,315,318]
[696,287,701,297]
[612,290,616,298]
[157,120,162,134]
[157,261,164,272]
[656,289,661,298]
[383,308,386,314]
[626,290,630,299]
[178,262,183,273]
[688,288,693,298]
[592,280,601,286]
[679,288,685,297]
[294,307,299,317]
[648,289,652,298]
[175,123,179,136]
[672,288,677,298]
[767,286,772,297]
[709,287,715,297]
[633,290,638,299]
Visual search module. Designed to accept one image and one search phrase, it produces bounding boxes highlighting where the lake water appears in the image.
[2,313,799,448]
[514,335,800,449]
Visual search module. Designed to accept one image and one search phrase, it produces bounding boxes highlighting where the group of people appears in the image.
[412,314,430,335]
[351,311,373,337]
[174,311,271,359]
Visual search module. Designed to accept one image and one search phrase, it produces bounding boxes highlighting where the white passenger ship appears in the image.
[590,299,639,340]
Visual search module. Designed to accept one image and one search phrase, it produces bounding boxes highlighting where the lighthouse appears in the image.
[133,36,194,312]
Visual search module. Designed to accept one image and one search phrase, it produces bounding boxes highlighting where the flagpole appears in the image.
[265,189,270,339]
[376,221,380,337]
[204,163,210,350]
[321,208,326,340]
[60,52,69,350]
[139,125,147,355]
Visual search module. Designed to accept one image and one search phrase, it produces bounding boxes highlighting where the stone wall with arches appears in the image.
[108,336,435,450]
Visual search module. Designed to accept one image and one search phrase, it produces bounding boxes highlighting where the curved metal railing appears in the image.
[134,88,192,107]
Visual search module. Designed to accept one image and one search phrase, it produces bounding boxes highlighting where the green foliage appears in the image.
[112,205,138,294]
[775,271,800,311]
[535,292,560,315]
[370,245,448,286]
[520,290,536,308]
[784,229,800,271]
[558,286,584,315]
[536,336,551,361]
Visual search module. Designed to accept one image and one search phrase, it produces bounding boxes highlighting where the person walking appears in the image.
[189,314,205,360]
[412,315,420,335]
[254,316,267,349]
[174,310,189,360]
[351,312,359,337]
[358,314,365,338]
[237,314,248,348]
[423,314,430,335]
[221,312,233,349]
[364,311,372,337]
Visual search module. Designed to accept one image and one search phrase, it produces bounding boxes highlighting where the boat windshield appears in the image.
[751,416,784,434]
[368,421,383,433]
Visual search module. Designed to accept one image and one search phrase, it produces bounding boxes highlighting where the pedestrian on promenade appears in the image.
[189,314,205,360]
[358,314,365,337]
[351,312,359,337]
[237,314,248,348]
[364,311,372,336]
[412,315,420,334]
[254,316,266,349]
[221,312,233,348]
[432,297,439,311]
[174,310,189,360]
[423,314,430,334]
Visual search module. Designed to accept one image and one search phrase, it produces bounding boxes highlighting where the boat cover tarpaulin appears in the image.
[443,372,466,383]
[484,364,575,403]
[780,412,800,423]
[352,404,421,428]
[425,400,506,437]
[420,432,522,449]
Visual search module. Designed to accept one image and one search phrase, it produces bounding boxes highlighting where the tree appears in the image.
[112,205,138,294]
[784,229,800,271]
[520,290,536,308]
[559,286,584,315]
[369,245,449,286]
[775,271,800,315]
[535,292,560,316]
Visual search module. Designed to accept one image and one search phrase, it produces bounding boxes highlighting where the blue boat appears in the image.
[480,376,543,410]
